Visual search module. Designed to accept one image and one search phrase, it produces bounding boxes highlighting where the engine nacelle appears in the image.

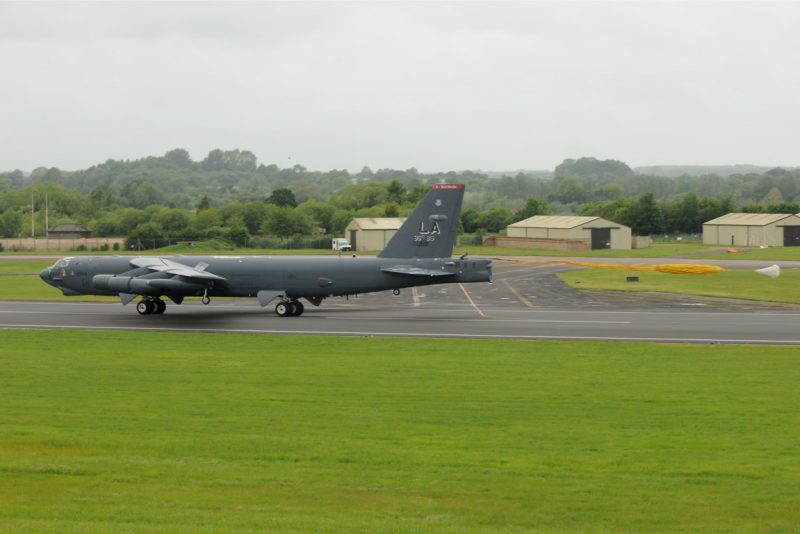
[92,274,204,295]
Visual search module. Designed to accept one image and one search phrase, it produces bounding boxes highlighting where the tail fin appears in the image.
[377,184,464,259]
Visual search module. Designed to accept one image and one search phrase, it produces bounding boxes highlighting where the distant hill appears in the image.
[483,170,553,179]
[634,164,791,177]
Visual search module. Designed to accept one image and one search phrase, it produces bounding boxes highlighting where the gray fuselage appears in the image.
[41,254,493,301]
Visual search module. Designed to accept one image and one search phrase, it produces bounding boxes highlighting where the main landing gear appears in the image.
[136,298,166,315]
[275,299,304,317]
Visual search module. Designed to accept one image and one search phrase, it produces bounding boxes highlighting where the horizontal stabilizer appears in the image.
[130,257,226,280]
[381,266,455,277]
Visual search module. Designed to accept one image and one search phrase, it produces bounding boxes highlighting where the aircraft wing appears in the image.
[381,266,455,277]
[130,257,226,280]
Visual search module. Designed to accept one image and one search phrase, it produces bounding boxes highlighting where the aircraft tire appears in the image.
[155,300,166,314]
[292,301,304,316]
[137,301,151,315]
[275,302,291,317]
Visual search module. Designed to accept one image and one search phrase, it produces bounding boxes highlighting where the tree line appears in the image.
[1,152,799,245]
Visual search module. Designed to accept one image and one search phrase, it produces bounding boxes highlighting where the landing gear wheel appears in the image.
[392,289,400,296]
[202,295,211,305]
[291,301,304,316]
[275,301,291,317]
[136,301,150,315]
[154,300,166,314]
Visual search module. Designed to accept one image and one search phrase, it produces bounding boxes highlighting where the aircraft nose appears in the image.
[39,267,52,283]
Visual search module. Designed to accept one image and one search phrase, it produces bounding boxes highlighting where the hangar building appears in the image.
[48,223,92,239]
[702,213,800,247]
[344,217,406,251]
[505,215,632,250]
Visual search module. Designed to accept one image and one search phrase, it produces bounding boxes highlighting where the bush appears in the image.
[248,236,330,249]
[457,233,485,246]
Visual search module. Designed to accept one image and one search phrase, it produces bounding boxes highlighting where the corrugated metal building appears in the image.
[702,213,800,247]
[344,217,406,251]
[506,215,631,250]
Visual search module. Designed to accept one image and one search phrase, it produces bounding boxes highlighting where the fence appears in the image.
[0,237,126,252]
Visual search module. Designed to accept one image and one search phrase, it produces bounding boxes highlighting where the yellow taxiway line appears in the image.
[459,283,486,317]
[501,278,536,308]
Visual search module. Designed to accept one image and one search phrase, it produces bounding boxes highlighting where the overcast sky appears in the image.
[1,1,798,173]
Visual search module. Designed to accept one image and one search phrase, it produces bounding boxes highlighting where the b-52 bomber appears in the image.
[40,184,492,317]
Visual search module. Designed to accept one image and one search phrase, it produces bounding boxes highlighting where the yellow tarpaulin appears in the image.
[503,259,724,275]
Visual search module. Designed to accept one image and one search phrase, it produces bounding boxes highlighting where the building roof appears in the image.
[49,224,91,232]
[348,217,406,231]
[508,215,605,229]
[703,213,795,226]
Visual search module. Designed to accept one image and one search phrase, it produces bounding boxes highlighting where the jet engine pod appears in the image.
[102,276,160,295]
[92,274,114,290]
[106,276,133,292]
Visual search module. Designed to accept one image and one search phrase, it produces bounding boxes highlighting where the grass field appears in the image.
[698,246,800,261]
[0,260,51,275]
[1,330,799,532]
[559,267,800,305]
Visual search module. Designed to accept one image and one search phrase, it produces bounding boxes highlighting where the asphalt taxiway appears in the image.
[2,261,799,344]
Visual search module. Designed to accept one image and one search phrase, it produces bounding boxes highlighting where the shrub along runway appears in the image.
[2,262,800,344]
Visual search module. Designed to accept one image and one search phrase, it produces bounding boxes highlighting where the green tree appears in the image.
[0,208,22,237]
[554,157,633,180]
[91,216,120,237]
[670,193,702,233]
[387,180,406,203]
[197,195,212,211]
[479,207,514,233]
[127,221,167,249]
[164,148,193,169]
[460,209,482,233]
[550,178,587,203]
[121,180,166,209]
[154,208,193,235]
[267,188,298,208]
[767,202,800,214]
[383,202,400,217]
[513,197,549,221]
[262,207,311,238]
[297,199,337,233]
[627,193,662,235]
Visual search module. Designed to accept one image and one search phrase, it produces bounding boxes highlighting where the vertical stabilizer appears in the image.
[377,184,464,259]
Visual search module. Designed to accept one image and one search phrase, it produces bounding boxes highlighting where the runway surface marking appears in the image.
[459,283,486,317]
[4,302,800,318]
[411,286,420,307]
[2,323,798,345]
[501,278,536,308]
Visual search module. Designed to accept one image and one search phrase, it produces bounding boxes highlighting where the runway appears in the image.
[3,261,800,344]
